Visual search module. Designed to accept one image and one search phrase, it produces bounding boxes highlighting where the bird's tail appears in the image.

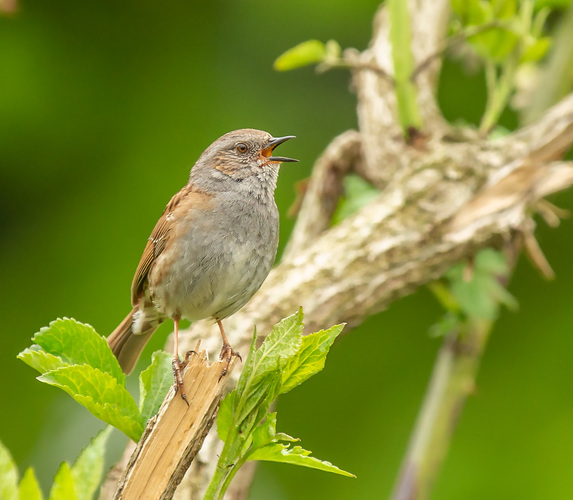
[107,308,159,374]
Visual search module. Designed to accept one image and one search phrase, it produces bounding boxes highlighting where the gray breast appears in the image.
[152,191,279,322]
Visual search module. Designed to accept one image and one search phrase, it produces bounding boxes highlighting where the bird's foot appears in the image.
[172,356,189,406]
[181,350,198,368]
[219,343,242,381]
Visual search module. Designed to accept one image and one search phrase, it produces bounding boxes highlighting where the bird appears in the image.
[107,129,297,402]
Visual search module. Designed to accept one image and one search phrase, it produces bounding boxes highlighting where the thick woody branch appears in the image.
[178,147,573,498]
[353,0,451,185]
[110,1,573,497]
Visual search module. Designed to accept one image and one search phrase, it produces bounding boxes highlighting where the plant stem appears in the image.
[479,53,519,135]
[388,0,422,136]
[217,457,247,500]
[203,439,235,499]
[391,320,493,500]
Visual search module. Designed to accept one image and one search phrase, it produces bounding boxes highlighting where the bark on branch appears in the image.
[109,0,573,498]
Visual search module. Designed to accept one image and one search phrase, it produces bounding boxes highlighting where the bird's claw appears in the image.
[218,343,242,381]
[172,357,189,406]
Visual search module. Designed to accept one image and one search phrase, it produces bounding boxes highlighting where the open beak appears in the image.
[261,135,299,163]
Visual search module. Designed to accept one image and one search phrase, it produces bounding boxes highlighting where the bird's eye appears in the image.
[236,143,248,153]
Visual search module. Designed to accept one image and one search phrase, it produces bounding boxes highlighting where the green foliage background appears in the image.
[1,1,573,498]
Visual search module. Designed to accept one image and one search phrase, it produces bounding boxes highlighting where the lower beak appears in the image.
[262,135,298,163]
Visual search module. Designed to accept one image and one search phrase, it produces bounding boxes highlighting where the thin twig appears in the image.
[317,58,395,83]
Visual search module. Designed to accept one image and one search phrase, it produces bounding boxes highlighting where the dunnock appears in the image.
[107,129,297,401]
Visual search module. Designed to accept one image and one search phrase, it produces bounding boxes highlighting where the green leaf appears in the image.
[237,367,282,435]
[18,468,43,500]
[324,40,341,61]
[139,351,173,422]
[48,462,77,500]
[30,318,124,385]
[216,391,235,442]
[535,0,572,8]
[428,312,460,338]
[493,0,517,19]
[521,36,550,62]
[251,412,278,450]
[447,249,516,321]
[332,175,380,224]
[70,427,112,500]
[39,365,143,442]
[274,40,327,71]
[249,309,303,386]
[0,439,19,500]
[281,324,344,394]
[250,365,283,433]
[233,329,258,401]
[249,412,299,452]
[532,7,551,37]
[18,346,68,374]
[466,0,492,25]
[248,443,355,478]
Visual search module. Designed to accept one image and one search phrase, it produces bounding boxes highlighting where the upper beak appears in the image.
[262,135,299,163]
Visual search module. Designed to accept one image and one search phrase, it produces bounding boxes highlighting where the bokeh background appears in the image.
[2,1,573,498]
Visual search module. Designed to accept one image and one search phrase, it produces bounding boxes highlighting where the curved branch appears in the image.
[283,130,362,259]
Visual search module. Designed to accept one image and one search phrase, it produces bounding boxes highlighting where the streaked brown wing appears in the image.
[129,184,212,307]
[130,192,179,306]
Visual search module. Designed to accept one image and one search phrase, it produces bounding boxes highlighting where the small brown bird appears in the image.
[107,129,297,401]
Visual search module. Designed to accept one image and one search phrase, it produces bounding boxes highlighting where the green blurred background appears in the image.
[2,1,573,498]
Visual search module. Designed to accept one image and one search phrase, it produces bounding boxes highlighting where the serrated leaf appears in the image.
[0,439,19,500]
[32,319,124,385]
[70,427,112,500]
[234,308,304,408]
[249,413,300,452]
[233,329,258,401]
[18,347,68,374]
[216,391,235,442]
[237,367,282,434]
[247,443,355,478]
[48,462,77,500]
[39,365,143,442]
[18,468,43,500]
[251,412,277,450]
[274,40,327,71]
[249,309,303,386]
[139,351,173,422]
[281,324,344,394]
[275,432,299,443]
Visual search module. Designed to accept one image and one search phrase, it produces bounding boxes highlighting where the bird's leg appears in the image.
[217,319,241,380]
[172,315,189,406]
